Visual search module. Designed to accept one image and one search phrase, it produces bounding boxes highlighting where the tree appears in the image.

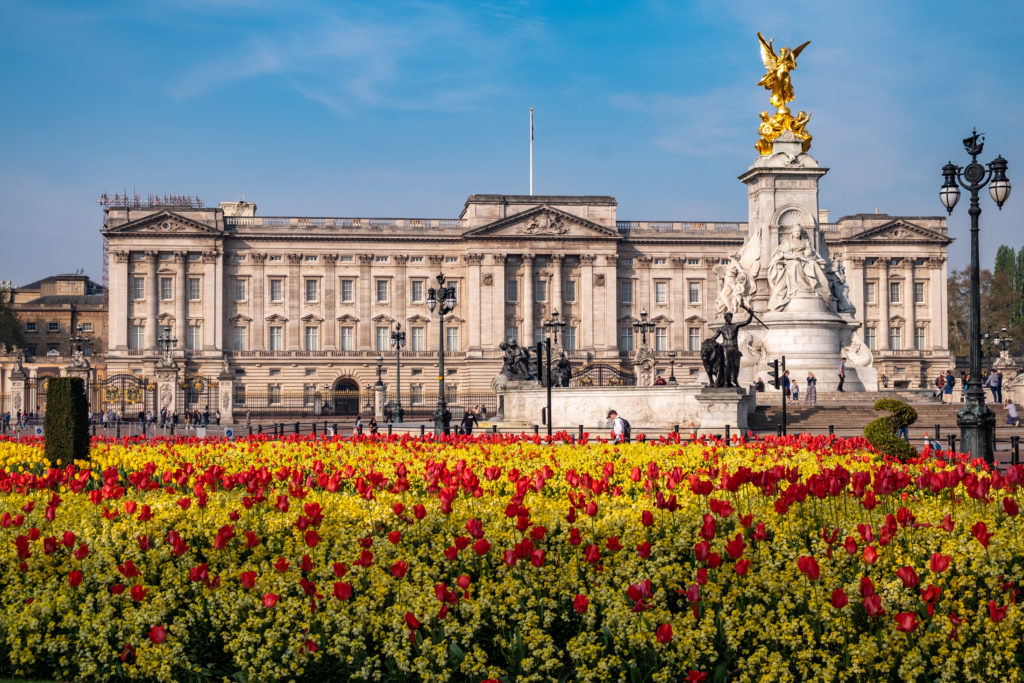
[947,257,1024,358]
[0,287,24,350]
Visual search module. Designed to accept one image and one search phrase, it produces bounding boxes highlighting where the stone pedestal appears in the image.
[155,367,179,417]
[373,385,386,420]
[694,387,754,435]
[217,365,235,424]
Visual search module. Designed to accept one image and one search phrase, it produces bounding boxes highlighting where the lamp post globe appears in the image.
[940,131,1010,465]
[427,273,456,435]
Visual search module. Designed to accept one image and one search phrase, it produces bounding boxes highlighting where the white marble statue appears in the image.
[767,224,832,311]
[714,262,756,316]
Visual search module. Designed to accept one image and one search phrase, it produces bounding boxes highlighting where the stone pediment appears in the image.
[406,314,430,325]
[462,206,619,240]
[104,210,221,237]
[847,220,948,243]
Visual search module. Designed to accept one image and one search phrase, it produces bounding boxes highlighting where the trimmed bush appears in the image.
[43,377,90,468]
[864,398,918,460]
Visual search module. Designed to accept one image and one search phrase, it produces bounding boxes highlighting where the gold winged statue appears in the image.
[755,32,812,154]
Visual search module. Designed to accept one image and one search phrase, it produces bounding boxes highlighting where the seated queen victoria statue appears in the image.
[766,224,832,311]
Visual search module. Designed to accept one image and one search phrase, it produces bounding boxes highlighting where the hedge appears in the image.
[42,376,90,467]
[863,397,918,460]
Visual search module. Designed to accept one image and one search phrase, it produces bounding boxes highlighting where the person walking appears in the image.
[460,408,477,436]
[353,415,363,436]
[607,409,628,443]
[943,370,955,404]
[805,372,817,406]
[987,369,1003,403]
[368,417,378,435]
[837,357,846,392]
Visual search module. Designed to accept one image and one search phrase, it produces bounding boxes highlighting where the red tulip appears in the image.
[68,570,83,587]
[262,593,279,608]
[863,594,884,618]
[109,583,125,595]
[971,521,994,549]
[568,528,582,546]
[391,561,408,578]
[656,623,673,644]
[130,585,147,602]
[637,541,652,559]
[920,584,942,604]
[605,536,622,552]
[333,581,352,600]
[989,600,1007,623]
[304,639,318,653]
[413,504,426,519]
[61,531,75,547]
[148,625,166,644]
[304,529,320,548]
[725,533,745,560]
[734,559,750,576]
[694,541,711,563]
[530,526,546,541]
[73,544,89,560]
[686,672,708,683]
[530,549,545,567]
[830,588,848,609]
[797,555,820,581]
[1003,497,1019,517]
[584,544,601,564]
[939,514,955,532]
[894,612,918,633]
[641,510,654,527]
[896,566,919,589]
[473,538,491,556]
[404,611,421,630]
[862,546,878,564]
[465,518,484,538]
[245,531,261,548]
[239,571,257,589]
[930,553,950,573]
[843,536,858,555]
[502,549,516,567]
[860,576,875,598]
[585,501,598,517]
[574,594,589,613]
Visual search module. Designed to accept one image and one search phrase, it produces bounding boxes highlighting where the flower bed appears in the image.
[0,433,1022,681]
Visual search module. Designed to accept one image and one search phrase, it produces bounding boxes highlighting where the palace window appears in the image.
[914,326,926,350]
[48,322,59,333]
[305,279,319,303]
[375,280,389,303]
[269,255,283,262]
[889,282,901,304]
[564,280,577,303]
[304,326,319,351]
[305,368,317,376]
[655,281,668,304]
[233,384,245,406]
[411,384,423,404]
[188,277,201,301]
[303,384,316,405]
[620,327,634,352]
[304,255,318,262]
[655,327,668,351]
[913,282,925,304]
[81,322,93,332]
[234,278,247,302]
[654,258,667,265]
[411,280,424,303]
[269,326,283,351]
[687,258,700,266]
[268,385,281,405]
[445,256,458,263]
[865,327,877,350]
[865,282,877,304]
[186,324,201,350]
[411,326,425,351]
[506,279,518,303]
[340,279,354,302]
[688,281,701,304]
[889,326,902,350]
[688,327,701,352]
[376,326,389,351]
[375,255,388,263]
[339,255,353,263]
[620,258,633,267]
[26,322,36,332]
[269,279,284,302]
[446,326,460,351]
[233,326,247,351]
[564,327,577,351]
[160,277,173,301]
[619,280,633,305]
[409,256,423,263]
[535,279,548,302]
[339,326,354,351]
[268,369,280,376]
[130,277,145,301]
[504,326,518,344]
[129,324,145,350]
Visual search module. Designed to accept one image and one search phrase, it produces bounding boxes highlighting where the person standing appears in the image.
[460,408,477,436]
[805,372,817,406]
[989,369,1003,404]
[782,370,791,403]
[837,358,846,392]
[792,382,800,402]
[943,370,955,404]
[368,417,378,435]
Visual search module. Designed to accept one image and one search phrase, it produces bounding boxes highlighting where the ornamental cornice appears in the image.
[463,254,484,265]
[323,254,339,265]
[250,253,267,264]
[143,250,158,263]
[173,251,188,263]
[492,254,507,265]
[636,256,653,268]
[393,254,409,265]
[358,254,375,265]
[201,251,218,264]
[113,250,130,264]
[671,257,686,267]
[286,254,303,265]
[579,254,596,266]
[428,255,444,266]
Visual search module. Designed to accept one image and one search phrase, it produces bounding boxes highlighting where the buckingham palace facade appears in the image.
[102,193,952,413]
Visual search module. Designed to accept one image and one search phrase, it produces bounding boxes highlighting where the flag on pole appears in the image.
[530,107,534,141]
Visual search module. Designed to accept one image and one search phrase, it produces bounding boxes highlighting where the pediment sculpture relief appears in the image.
[523,211,569,236]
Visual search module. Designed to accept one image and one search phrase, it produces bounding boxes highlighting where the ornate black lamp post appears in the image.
[390,323,406,423]
[540,310,567,437]
[667,351,678,386]
[993,327,1013,359]
[632,308,656,347]
[426,273,457,435]
[940,130,1011,465]
[375,353,384,388]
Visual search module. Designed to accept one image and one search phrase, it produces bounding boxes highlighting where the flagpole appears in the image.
[529,107,534,196]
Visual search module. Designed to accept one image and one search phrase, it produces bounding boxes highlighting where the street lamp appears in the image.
[425,272,457,435]
[540,310,568,437]
[632,308,656,347]
[940,130,1011,465]
[157,326,178,368]
[390,323,406,423]
[667,351,678,386]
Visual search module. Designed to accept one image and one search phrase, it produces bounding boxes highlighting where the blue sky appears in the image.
[1,0,1022,286]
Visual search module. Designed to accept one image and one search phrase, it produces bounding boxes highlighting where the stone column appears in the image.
[877,258,890,350]
[394,254,409,338]
[145,251,159,351]
[287,254,302,350]
[323,254,338,350]
[251,253,267,350]
[217,363,234,424]
[671,258,686,349]
[928,257,947,350]
[9,361,26,418]
[579,254,596,350]
[905,262,917,350]
[493,254,507,345]
[174,252,187,350]
[110,250,130,351]
[358,254,373,350]
[636,256,652,314]
[522,254,535,346]
[155,366,179,418]
[551,254,563,316]
[599,255,618,354]
[203,251,219,350]
[464,254,483,355]
[848,257,866,339]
